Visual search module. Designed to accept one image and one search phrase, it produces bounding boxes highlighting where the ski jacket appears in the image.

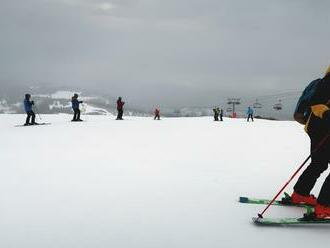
[117,100,125,110]
[24,99,33,112]
[72,98,82,110]
[247,107,254,115]
[294,79,321,124]
[155,109,160,115]
[305,75,330,138]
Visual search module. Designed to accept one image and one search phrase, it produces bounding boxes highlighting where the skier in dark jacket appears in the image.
[24,94,37,125]
[219,108,224,121]
[116,97,125,120]
[154,108,160,120]
[213,108,219,121]
[291,66,330,219]
[71,93,83,121]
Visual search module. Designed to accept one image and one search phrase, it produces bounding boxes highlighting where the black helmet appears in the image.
[25,94,31,99]
[74,93,78,98]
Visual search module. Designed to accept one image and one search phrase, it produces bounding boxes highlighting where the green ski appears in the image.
[239,193,313,210]
[239,196,294,206]
[253,216,330,226]
[239,194,330,225]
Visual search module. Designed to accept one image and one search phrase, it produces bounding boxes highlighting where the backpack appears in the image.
[294,79,322,125]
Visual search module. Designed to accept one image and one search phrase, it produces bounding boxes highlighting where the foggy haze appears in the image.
[0,0,329,108]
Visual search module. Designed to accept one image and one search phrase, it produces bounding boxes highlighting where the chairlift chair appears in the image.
[253,102,262,109]
[273,100,282,111]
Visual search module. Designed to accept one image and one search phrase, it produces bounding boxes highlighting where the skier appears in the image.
[23,94,37,126]
[219,107,224,121]
[213,108,219,121]
[71,93,83,121]
[290,65,330,219]
[154,108,160,120]
[247,106,254,122]
[116,97,125,120]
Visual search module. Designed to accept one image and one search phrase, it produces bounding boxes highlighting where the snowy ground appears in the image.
[0,114,329,248]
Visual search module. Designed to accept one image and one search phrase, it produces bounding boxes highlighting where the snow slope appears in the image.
[0,115,329,248]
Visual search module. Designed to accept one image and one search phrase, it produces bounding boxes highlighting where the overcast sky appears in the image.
[0,0,329,107]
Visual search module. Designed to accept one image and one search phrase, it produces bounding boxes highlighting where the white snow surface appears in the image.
[0,114,329,248]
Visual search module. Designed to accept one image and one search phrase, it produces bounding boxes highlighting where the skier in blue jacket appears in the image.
[71,93,83,121]
[247,106,254,122]
[24,94,37,125]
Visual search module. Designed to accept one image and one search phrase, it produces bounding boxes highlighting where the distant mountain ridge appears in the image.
[0,84,150,116]
[0,83,296,119]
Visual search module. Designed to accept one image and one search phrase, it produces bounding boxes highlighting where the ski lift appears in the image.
[273,100,282,111]
[226,107,233,112]
[253,99,262,109]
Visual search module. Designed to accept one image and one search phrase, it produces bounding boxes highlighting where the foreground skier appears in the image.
[240,66,330,225]
[290,66,330,219]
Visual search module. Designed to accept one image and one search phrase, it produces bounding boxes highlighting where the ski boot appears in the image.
[281,192,317,206]
[314,203,330,219]
[290,191,317,206]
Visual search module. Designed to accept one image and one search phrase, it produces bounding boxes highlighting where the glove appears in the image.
[31,101,35,105]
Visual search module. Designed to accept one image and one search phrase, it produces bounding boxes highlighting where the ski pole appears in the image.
[33,104,42,121]
[81,103,88,121]
[257,132,330,219]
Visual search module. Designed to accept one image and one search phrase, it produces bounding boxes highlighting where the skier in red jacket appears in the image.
[154,108,160,120]
[116,97,125,120]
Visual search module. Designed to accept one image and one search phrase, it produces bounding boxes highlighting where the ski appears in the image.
[15,123,51,127]
[239,196,287,206]
[239,194,312,209]
[253,216,330,226]
[240,194,327,225]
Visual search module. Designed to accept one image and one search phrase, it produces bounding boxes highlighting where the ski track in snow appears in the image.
[0,114,329,248]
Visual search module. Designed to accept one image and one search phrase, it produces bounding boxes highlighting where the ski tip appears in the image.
[252,217,270,226]
[252,217,264,226]
[252,217,259,224]
[239,197,249,203]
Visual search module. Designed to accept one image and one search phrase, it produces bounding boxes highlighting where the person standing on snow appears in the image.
[290,65,330,219]
[116,97,125,120]
[213,108,219,121]
[219,107,224,121]
[24,94,37,126]
[154,108,160,120]
[247,106,254,122]
[71,93,83,122]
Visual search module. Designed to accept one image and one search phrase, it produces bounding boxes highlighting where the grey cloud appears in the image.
[0,0,329,109]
